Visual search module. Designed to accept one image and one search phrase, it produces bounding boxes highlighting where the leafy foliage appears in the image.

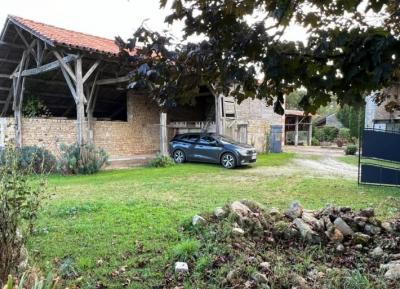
[0,146,56,174]
[311,137,320,146]
[338,128,351,142]
[314,126,339,143]
[0,146,47,285]
[147,153,175,168]
[345,144,358,155]
[337,105,365,139]
[117,0,400,114]
[22,95,51,118]
[57,143,109,175]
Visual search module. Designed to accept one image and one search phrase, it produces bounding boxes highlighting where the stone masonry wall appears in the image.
[2,92,160,158]
[223,97,284,152]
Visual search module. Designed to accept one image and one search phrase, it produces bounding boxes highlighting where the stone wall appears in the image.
[223,97,284,152]
[1,92,161,158]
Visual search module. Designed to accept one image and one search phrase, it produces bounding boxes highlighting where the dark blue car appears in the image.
[169,133,257,168]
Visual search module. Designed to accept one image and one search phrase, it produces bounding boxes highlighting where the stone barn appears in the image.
[0,16,284,165]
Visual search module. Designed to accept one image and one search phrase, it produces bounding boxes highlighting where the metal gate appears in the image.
[269,125,283,153]
[359,128,400,187]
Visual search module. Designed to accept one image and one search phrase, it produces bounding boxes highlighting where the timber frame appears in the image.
[0,16,131,147]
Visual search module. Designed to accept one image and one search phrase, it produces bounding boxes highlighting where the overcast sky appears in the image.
[0,0,307,42]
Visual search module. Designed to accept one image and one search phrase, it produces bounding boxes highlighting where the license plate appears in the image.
[251,154,257,160]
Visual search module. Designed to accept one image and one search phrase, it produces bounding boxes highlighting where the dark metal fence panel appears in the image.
[360,164,400,186]
[362,129,400,163]
[359,128,400,187]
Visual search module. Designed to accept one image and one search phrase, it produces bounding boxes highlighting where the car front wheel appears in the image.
[173,149,186,163]
[221,153,236,169]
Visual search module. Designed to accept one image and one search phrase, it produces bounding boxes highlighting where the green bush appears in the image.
[345,144,358,155]
[148,153,175,168]
[315,126,339,142]
[57,143,109,175]
[0,146,47,285]
[0,146,56,174]
[311,137,320,146]
[338,128,351,141]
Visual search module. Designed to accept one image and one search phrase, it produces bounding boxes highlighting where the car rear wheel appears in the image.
[173,149,186,163]
[221,153,236,169]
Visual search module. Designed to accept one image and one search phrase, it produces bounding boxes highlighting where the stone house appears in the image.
[0,15,284,163]
[365,86,400,132]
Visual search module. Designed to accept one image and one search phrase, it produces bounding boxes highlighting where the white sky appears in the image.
[0,0,307,42]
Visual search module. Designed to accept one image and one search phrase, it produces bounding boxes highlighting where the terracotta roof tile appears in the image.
[9,15,120,56]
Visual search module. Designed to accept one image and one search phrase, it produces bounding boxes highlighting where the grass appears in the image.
[338,155,359,166]
[339,155,400,170]
[28,153,400,288]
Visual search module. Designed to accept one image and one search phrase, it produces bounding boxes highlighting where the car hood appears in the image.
[234,143,255,150]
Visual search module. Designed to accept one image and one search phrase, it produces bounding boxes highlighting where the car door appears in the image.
[192,136,223,163]
[178,134,199,161]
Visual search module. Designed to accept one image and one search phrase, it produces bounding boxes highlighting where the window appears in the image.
[181,134,199,143]
[199,136,216,145]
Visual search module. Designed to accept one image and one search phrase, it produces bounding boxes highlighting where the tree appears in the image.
[285,89,307,110]
[337,105,365,138]
[117,0,400,114]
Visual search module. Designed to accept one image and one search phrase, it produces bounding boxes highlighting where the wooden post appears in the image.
[160,112,168,155]
[215,95,223,134]
[13,51,28,148]
[75,56,86,146]
[86,83,99,144]
[307,118,312,146]
[294,116,299,146]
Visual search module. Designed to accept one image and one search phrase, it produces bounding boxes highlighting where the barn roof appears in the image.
[4,15,121,56]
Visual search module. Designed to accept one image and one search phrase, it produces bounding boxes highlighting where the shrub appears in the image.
[0,146,47,285]
[22,95,51,118]
[315,126,339,142]
[345,144,358,155]
[338,128,351,141]
[148,153,175,168]
[311,138,320,146]
[57,143,109,175]
[0,146,56,174]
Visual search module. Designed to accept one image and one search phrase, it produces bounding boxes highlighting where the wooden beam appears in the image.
[59,64,78,103]
[294,116,299,146]
[1,88,13,116]
[16,54,78,77]
[83,60,101,83]
[14,26,30,48]
[0,58,19,64]
[53,51,77,82]
[95,75,130,86]
[86,70,100,112]
[0,41,25,49]
[75,57,86,146]
[12,51,27,110]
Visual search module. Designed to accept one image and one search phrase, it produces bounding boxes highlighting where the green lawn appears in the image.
[338,155,359,166]
[29,153,400,289]
[339,155,400,169]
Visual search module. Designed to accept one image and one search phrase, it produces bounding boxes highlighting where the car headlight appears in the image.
[237,148,250,156]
